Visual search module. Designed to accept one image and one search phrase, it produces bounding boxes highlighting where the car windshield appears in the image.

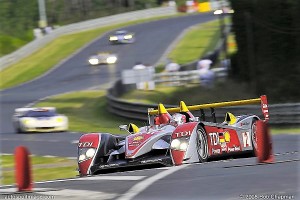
[115,31,127,35]
[24,110,56,117]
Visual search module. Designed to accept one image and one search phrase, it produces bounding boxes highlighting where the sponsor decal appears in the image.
[212,148,221,154]
[240,122,250,127]
[242,132,251,147]
[141,158,163,164]
[209,132,219,146]
[133,136,143,141]
[99,163,119,168]
[209,131,231,146]
[78,142,93,148]
[174,131,192,138]
[221,142,227,151]
[224,131,230,142]
[228,146,241,152]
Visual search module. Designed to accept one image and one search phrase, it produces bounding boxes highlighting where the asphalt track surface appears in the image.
[0,13,216,156]
[0,13,299,199]
[1,135,298,200]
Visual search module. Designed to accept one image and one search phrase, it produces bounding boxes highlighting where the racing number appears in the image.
[242,132,251,147]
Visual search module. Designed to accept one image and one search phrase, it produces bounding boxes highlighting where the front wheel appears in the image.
[196,126,209,162]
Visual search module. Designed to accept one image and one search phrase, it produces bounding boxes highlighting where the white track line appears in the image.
[116,165,188,200]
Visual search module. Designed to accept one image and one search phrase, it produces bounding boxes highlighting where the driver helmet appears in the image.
[171,113,186,126]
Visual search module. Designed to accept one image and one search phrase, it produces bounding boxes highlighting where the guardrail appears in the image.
[107,80,300,126]
[153,68,228,86]
[0,6,177,71]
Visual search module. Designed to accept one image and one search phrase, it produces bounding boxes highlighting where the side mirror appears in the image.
[190,117,199,122]
[119,124,132,135]
[119,125,128,131]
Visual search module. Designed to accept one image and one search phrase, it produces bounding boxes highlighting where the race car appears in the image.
[88,52,117,65]
[12,107,68,133]
[109,30,135,44]
[77,95,270,176]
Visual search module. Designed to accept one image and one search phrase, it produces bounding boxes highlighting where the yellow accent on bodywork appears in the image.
[180,101,189,112]
[128,123,139,133]
[225,112,237,125]
[158,103,168,114]
[149,97,261,116]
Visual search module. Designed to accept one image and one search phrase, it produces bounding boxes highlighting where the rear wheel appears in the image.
[196,126,208,162]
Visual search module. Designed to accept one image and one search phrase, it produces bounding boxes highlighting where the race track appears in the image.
[0,12,298,200]
[1,135,298,199]
[0,13,216,156]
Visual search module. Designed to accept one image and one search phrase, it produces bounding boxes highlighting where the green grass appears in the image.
[1,155,77,185]
[32,88,299,134]
[35,90,141,133]
[121,80,257,105]
[168,20,221,64]
[0,14,182,90]
[270,127,300,134]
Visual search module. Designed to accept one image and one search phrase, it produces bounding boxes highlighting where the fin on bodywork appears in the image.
[224,112,237,125]
[180,101,189,112]
[156,103,171,124]
[179,101,196,122]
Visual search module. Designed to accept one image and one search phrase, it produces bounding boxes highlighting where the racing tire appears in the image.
[15,124,23,134]
[251,119,258,156]
[196,126,208,162]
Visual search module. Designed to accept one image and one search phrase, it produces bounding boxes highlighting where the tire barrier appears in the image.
[256,120,274,163]
[14,146,33,191]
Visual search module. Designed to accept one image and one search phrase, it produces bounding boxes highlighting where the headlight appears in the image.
[78,154,86,162]
[78,148,96,163]
[179,142,188,151]
[171,138,189,151]
[214,10,223,15]
[124,35,132,39]
[22,119,34,126]
[109,36,118,41]
[56,117,63,123]
[86,148,96,157]
[171,139,180,149]
[89,58,99,65]
[106,56,117,64]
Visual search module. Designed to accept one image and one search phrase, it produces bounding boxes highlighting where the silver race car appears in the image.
[77,96,270,176]
[12,107,68,133]
[109,30,135,44]
[88,52,117,65]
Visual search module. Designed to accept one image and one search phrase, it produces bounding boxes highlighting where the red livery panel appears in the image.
[204,126,242,156]
[78,133,100,176]
[172,122,198,139]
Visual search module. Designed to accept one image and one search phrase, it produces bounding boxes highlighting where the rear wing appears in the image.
[148,95,269,122]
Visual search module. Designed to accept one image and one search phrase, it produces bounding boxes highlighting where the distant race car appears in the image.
[88,52,117,65]
[13,107,68,133]
[109,30,135,44]
[77,95,270,176]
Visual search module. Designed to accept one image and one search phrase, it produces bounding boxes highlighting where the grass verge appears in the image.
[32,89,299,134]
[1,155,77,185]
[35,90,141,133]
[0,14,183,90]
[168,20,220,64]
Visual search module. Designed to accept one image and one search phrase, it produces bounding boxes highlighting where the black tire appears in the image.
[15,124,23,134]
[251,119,258,156]
[196,126,209,162]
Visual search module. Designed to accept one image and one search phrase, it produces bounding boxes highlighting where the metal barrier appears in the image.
[0,6,177,71]
[153,68,227,86]
[107,80,300,126]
